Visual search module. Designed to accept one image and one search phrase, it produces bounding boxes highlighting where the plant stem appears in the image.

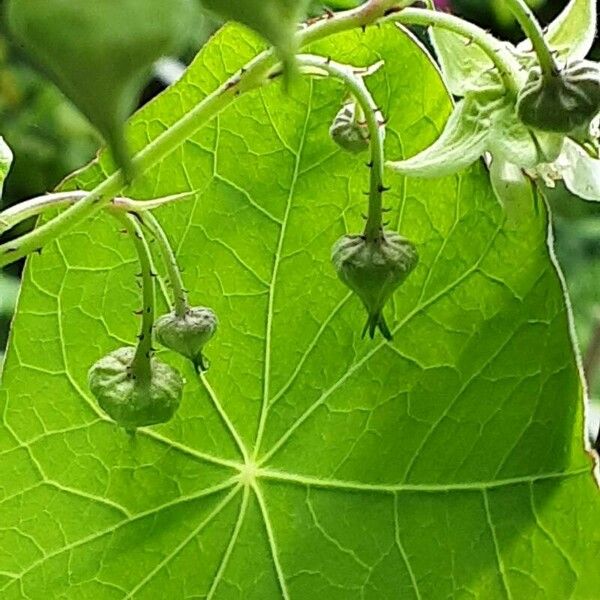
[114,213,155,381]
[0,1,416,268]
[502,0,558,76]
[388,8,521,96]
[140,212,188,317]
[0,192,87,235]
[297,55,386,241]
[0,82,231,266]
[0,191,195,236]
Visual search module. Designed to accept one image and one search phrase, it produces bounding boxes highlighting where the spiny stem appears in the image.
[502,0,558,76]
[388,8,522,96]
[140,212,188,317]
[297,55,385,241]
[0,0,417,268]
[114,213,155,381]
[0,191,195,236]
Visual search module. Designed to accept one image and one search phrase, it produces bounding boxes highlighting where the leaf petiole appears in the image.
[0,191,196,237]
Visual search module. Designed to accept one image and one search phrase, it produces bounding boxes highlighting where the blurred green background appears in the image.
[0,1,599,436]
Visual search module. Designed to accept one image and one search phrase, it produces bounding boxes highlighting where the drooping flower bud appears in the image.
[88,347,183,429]
[155,307,218,371]
[517,61,600,135]
[332,232,418,340]
[329,101,370,154]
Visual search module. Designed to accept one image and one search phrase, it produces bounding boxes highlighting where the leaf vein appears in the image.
[269,292,353,408]
[126,485,241,599]
[254,482,290,600]
[206,485,249,600]
[258,466,591,493]
[394,494,422,600]
[253,81,314,460]
[482,489,513,600]
[0,478,239,593]
[260,224,503,465]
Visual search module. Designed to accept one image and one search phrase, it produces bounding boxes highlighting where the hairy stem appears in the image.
[0,81,232,266]
[0,0,416,268]
[389,8,521,95]
[114,213,155,381]
[297,55,386,241]
[502,0,558,76]
[0,191,195,236]
[140,212,188,317]
[0,192,87,235]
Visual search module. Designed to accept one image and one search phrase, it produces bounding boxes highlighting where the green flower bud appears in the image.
[329,102,370,154]
[332,231,418,340]
[88,347,183,429]
[7,0,194,176]
[517,61,600,135]
[155,307,218,371]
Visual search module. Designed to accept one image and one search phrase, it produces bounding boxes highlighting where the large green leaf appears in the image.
[1,23,599,598]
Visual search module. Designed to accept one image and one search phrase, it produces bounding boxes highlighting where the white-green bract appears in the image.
[388,0,600,203]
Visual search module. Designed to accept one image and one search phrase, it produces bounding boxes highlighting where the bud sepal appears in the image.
[329,101,371,154]
[332,231,418,340]
[155,307,218,371]
[88,347,184,430]
[517,61,600,135]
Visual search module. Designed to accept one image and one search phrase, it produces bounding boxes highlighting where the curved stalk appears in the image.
[0,191,195,236]
[0,192,87,235]
[0,0,417,268]
[503,0,558,76]
[297,55,386,241]
[140,212,188,317]
[388,8,522,96]
[113,213,155,381]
